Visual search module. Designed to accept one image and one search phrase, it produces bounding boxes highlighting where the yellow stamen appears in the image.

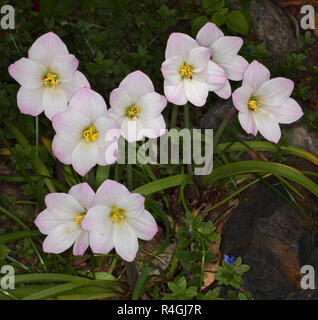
[42,69,59,89]
[110,205,125,224]
[248,98,264,112]
[83,125,98,142]
[127,104,139,120]
[179,64,193,80]
[74,214,85,225]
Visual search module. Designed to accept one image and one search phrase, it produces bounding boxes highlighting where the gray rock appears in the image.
[221,182,318,299]
[288,125,318,157]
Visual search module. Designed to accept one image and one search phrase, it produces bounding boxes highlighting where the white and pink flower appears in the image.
[52,87,120,176]
[232,60,303,143]
[8,32,90,120]
[82,180,158,262]
[108,71,167,143]
[34,183,95,256]
[196,22,248,99]
[161,32,227,106]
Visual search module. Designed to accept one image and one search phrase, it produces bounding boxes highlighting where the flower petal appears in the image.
[120,118,144,142]
[109,87,132,117]
[242,60,270,92]
[52,134,78,164]
[138,92,167,118]
[51,54,79,82]
[119,71,154,103]
[68,182,95,209]
[117,193,145,212]
[8,58,45,89]
[45,193,84,219]
[94,116,120,148]
[211,36,243,61]
[127,209,158,241]
[238,111,257,135]
[71,140,99,176]
[255,78,294,106]
[34,209,64,235]
[202,60,227,91]
[139,115,166,138]
[81,205,112,235]
[187,47,211,73]
[218,55,248,81]
[43,87,68,120]
[17,87,44,116]
[43,222,81,254]
[113,222,138,262]
[264,98,303,124]
[214,80,231,99]
[28,32,69,68]
[161,56,183,85]
[73,231,90,256]
[69,88,107,121]
[94,180,130,207]
[164,80,187,105]
[165,33,198,60]
[184,78,209,107]
[89,231,114,254]
[196,22,224,48]
[232,85,253,113]
[252,108,281,143]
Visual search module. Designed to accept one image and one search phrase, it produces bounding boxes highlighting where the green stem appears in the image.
[127,164,133,191]
[125,261,138,291]
[170,105,179,128]
[184,103,193,175]
[109,257,117,275]
[88,168,95,190]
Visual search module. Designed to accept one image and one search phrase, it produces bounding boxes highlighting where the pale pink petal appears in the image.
[52,110,90,141]
[89,231,114,254]
[120,118,144,142]
[214,80,231,99]
[94,117,120,148]
[71,140,99,176]
[211,36,243,61]
[184,78,209,107]
[165,33,198,60]
[196,22,224,48]
[45,193,84,219]
[8,58,45,89]
[73,231,90,256]
[255,78,294,106]
[51,54,79,82]
[238,111,257,135]
[164,80,187,105]
[218,55,249,81]
[139,115,166,138]
[68,183,95,209]
[161,56,183,85]
[34,209,64,235]
[52,134,78,164]
[28,32,69,68]
[264,98,303,124]
[127,209,158,241]
[202,61,227,91]
[17,87,44,116]
[187,47,211,72]
[59,71,91,101]
[43,88,68,120]
[69,88,107,121]
[242,60,270,92]
[81,205,113,235]
[119,71,154,103]
[138,92,167,118]
[94,180,130,207]
[117,193,145,212]
[113,222,138,262]
[43,222,81,254]
[252,109,281,143]
[109,87,132,116]
[232,85,253,113]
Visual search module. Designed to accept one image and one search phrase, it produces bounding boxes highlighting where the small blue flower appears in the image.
[224,254,235,265]
[245,48,251,53]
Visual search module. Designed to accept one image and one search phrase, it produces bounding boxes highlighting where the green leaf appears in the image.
[0,231,40,245]
[132,265,156,300]
[212,12,225,27]
[225,10,249,35]
[202,0,224,12]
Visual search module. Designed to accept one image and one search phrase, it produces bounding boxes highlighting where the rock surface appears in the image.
[220,182,318,299]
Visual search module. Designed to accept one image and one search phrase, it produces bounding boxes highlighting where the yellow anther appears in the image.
[74,214,85,225]
[127,104,139,120]
[42,70,59,89]
[110,205,125,224]
[83,126,98,142]
[179,64,193,80]
[248,98,264,112]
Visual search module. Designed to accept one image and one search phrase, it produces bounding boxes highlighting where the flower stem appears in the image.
[125,261,138,291]
[127,164,133,191]
[88,168,96,190]
[184,103,193,175]
[170,105,178,128]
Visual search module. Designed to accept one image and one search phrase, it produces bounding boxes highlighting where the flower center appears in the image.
[248,97,264,112]
[83,125,98,142]
[110,205,125,224]
[42,69,59,89]
[126,104,139,120]
[74,214,85,225]
[179,64,193,80]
